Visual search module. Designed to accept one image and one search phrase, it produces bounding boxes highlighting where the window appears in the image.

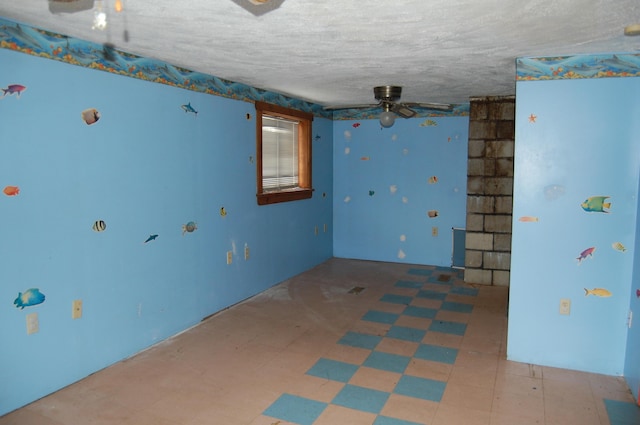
[255,101,313,205]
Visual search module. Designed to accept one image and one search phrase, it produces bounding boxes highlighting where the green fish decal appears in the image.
[581,196,611,213]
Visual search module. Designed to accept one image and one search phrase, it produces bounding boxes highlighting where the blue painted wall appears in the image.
[625,168,640,402]
[509,73,640,375]
[0,47,333,415]
[333,117,468,266]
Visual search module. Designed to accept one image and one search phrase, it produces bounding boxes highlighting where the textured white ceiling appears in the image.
[1,0,639,106]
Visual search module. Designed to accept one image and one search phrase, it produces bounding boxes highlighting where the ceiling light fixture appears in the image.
[624,24,640,36]
[379,104,396,128]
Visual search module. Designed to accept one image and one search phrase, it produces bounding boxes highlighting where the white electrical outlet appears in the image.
[324,224,327,233]
[559,298,571,315]
[314,225,318,235]
[227,251,233,265]
[628,310,633,328]
[432,227,438,237]
[244,244,250,260]
[72,299,83,319]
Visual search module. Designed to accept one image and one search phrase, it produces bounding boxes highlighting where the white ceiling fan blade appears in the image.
[391,103,417,118]
[404,102,453,111]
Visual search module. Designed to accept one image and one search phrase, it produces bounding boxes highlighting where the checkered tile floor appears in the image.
[263,266,474,425]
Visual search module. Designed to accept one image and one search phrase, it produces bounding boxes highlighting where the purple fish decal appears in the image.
[577,247,595,264]
[2,84,27,98]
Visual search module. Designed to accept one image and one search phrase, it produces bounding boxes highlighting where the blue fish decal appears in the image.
[14,288,45,309]
[181,102,198,116]
[144,234,158,243]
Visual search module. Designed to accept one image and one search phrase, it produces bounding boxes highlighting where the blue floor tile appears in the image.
[604,399,640,425]
[414,343,458,364]
[403,305,437,319]
[374,416,423,425]
[450,286,479,296]
[338,331,382,350]
[363,351,411,374]
[429,320,467,336]
[380,293,413,305]
[416,290,447,300]
[407,268,433,276]
[362,310,400,324]
[395,280,424,289]
[394,375,446,402]
[386,325,427,342]
[441,301,474,313]
[263,393,328,425]
[306,358,359,383]
[332,384,390,414]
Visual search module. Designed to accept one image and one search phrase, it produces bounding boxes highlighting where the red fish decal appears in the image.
[3,186,19,196]
[636,289,640,298]
[352,123,361,128]
[1,84,27,98]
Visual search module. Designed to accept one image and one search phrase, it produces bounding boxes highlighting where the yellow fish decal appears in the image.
[420,119,437,127]
[612,242,626,252]
[584,288,612,297]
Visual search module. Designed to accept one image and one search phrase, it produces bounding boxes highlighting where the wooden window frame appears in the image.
[255,101,313,205]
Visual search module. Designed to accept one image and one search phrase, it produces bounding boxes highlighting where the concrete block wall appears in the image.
[464,96,515,286]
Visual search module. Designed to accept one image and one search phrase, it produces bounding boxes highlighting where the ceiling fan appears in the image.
[323,86,453,127]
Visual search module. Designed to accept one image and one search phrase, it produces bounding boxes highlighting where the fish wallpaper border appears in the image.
[517,54,640,81]
[0,18,330,117]
[0,18,468,120]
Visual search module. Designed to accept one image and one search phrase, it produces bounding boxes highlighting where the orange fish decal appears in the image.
[361,156,370,161]
[352,123,361,128]
[3,186,19,196]
[518,216,539,222]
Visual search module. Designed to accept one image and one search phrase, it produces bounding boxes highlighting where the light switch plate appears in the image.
[26,313,39,334]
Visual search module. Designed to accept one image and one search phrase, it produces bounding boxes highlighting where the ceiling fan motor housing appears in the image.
[374,85,402,102]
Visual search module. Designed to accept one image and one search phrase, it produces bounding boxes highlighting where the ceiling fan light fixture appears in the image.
[379,110,396,128]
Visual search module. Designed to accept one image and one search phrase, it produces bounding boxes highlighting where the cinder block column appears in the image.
[464,96,515,286]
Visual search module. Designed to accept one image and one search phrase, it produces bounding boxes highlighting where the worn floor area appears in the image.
[1,258,638,425]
